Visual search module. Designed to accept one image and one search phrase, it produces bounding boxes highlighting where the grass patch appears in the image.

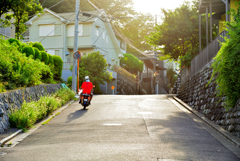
[9,88,75,130]
[42,117,53,125]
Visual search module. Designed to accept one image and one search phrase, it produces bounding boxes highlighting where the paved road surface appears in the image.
[1,95,240,160]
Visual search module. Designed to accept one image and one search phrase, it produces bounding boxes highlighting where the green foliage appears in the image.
[52,55,63,80]
[32,42,45,51]
[9,87,75,130]
[167,67,178,88]
[146,0,217,65]
[8,38,21,51]
[0,38,53,90]
[22,46,35,58]
[120,53,143,74]
[66,76,77,89]
[48,54,53,65]
[78,51,112,94]
[8,0,43,39]
[41,51,49,65]
[209,3,240,109]
[180,52,196,67]
[33,47,40,60]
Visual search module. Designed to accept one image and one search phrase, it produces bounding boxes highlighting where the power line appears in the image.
[49,0,65,9]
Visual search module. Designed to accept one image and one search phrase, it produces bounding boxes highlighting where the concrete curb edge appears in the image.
[0,100,75,147]
[173,96,240,149]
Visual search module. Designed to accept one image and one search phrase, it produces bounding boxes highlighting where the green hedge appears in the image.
[0,38,53,89]
[32,42,44,51]
[41,51,49,65]
[48,54,53,65]
[52,55,63,80]
[33,47,41,60]
[22,46,35,59]
[8,38,21,51]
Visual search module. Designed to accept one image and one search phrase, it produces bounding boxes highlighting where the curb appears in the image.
[0,100,75,147]
[173,96,240,149]
[0,130,22,147]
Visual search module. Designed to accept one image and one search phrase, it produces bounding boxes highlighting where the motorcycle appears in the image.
[78,89,92,110]
[81,93,91,110]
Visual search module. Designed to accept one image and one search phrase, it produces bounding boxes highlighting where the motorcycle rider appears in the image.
[79,76,93,104]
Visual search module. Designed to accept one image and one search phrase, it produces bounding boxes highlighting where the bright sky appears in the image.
[132,0,188,15]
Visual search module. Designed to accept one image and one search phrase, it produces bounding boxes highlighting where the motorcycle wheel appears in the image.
[83,106,86,110]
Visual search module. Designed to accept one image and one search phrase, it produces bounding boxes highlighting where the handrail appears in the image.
[190,30,228,77]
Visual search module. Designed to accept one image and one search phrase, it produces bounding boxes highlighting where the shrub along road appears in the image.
[0,95,240,160]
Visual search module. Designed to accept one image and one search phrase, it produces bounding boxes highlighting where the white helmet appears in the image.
[85,76,89,80]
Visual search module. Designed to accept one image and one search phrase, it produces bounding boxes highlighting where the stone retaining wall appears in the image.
[173,62,240,138]
[117,74,138,95]
[0,84,62,133]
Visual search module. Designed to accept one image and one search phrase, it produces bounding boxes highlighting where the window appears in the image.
[102,31,106,40]
[96,27,99,36]
[67,24,83,37]
[39,25,54,37]
[120,41,126,50]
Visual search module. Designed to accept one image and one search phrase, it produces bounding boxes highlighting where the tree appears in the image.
[0,0,13,16]
[9,0,43,39]
[78,51,112,94]
[146,0,217,66]
[120,53,143,74]
[118,12,155,55]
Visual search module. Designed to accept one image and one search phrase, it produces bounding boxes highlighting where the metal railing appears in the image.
[190,30,228,77]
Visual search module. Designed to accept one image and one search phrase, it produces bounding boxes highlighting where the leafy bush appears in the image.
[22,46,35,58]
[9,87,75,130]
[48,54,53,65]
[41,51,49,65]
[209,3,240,109]
[8,38,21,50]
[120,53,143,74]
[52,55,63,80]
[32,42,44,51]
[0,38,53,89]
[77,51,112,94]
[33,47,41,60]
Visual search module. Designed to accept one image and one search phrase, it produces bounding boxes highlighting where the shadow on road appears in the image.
[66,109,88,123]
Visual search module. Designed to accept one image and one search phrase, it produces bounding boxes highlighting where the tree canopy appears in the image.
[120,53,143,74]
[78,51,113,94]
[146,0,217,66]
[6,0,43,39]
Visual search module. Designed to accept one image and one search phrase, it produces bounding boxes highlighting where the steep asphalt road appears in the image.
[0,95,240,160]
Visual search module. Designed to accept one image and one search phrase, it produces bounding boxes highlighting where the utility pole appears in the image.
[153,14,157,94]
[72,0,80,92]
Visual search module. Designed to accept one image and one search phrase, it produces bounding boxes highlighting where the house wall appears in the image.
[92,19,120,66]
[219,0,240,34]
[29,13,64,51]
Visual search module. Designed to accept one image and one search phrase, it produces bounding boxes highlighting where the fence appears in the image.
[190,30,228,77]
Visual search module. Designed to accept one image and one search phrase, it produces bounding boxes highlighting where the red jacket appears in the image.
[81,82,93,94]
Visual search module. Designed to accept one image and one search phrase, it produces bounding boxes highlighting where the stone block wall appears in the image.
[174,63,240,138]
[0,84,62,133]
[117,74,138,95]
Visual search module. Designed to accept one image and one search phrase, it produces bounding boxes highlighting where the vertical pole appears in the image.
[199,14,201,52]
[153,14,157,94]
[206,6,208,46]
[226,0,229,22]
[72,0,80,92]
[210,3,212,42]
[77,59,79,92]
